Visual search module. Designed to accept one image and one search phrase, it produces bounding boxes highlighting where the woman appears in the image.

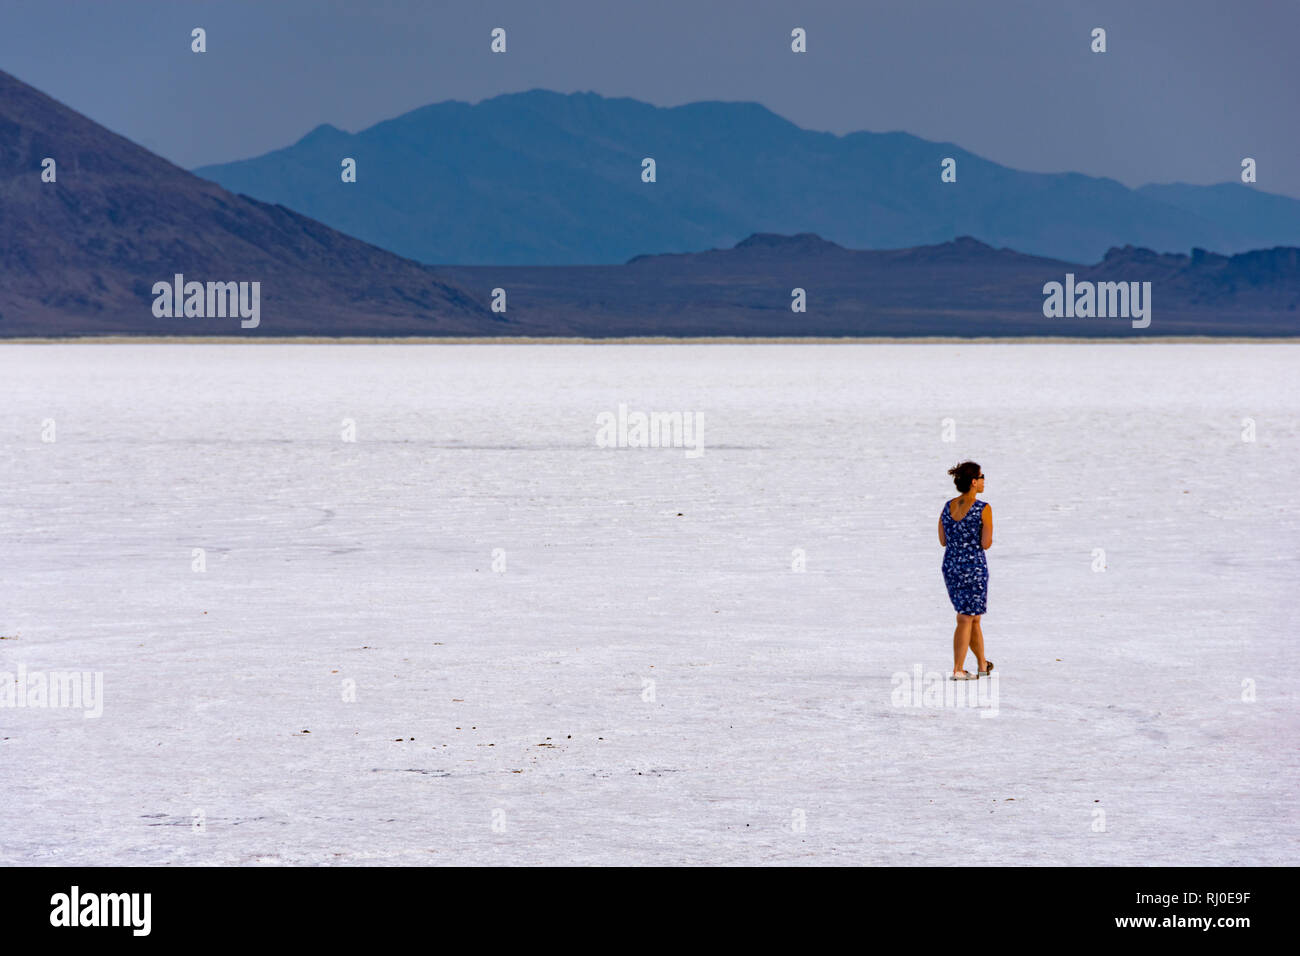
[938,461,993,680]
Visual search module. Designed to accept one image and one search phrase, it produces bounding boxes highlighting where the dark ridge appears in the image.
[0,68,508,336]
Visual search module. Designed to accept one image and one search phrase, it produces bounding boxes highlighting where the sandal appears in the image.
[950,670,977,681]
[978,660,994,677]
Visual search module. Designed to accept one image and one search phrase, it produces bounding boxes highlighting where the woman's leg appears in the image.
[953,614,974,673]
[969,616,986,673]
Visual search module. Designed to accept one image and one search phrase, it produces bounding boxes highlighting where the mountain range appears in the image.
[1,70,1296,338]
[426,234,1299,337]
[194,89,1300,267]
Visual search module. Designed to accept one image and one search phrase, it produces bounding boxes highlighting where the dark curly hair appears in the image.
[948,461,982,494]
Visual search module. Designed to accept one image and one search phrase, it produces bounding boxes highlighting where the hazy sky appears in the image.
[4,0,1297,197]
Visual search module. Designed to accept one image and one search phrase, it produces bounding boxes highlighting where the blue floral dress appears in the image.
[940,499,988,615]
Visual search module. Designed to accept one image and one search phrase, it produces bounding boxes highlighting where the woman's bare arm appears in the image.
[938,517,946,547]
[981,503,993,549]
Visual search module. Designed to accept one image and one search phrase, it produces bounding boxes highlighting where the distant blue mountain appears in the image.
[1135,182,1300,242]
[192,90,1300,266]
